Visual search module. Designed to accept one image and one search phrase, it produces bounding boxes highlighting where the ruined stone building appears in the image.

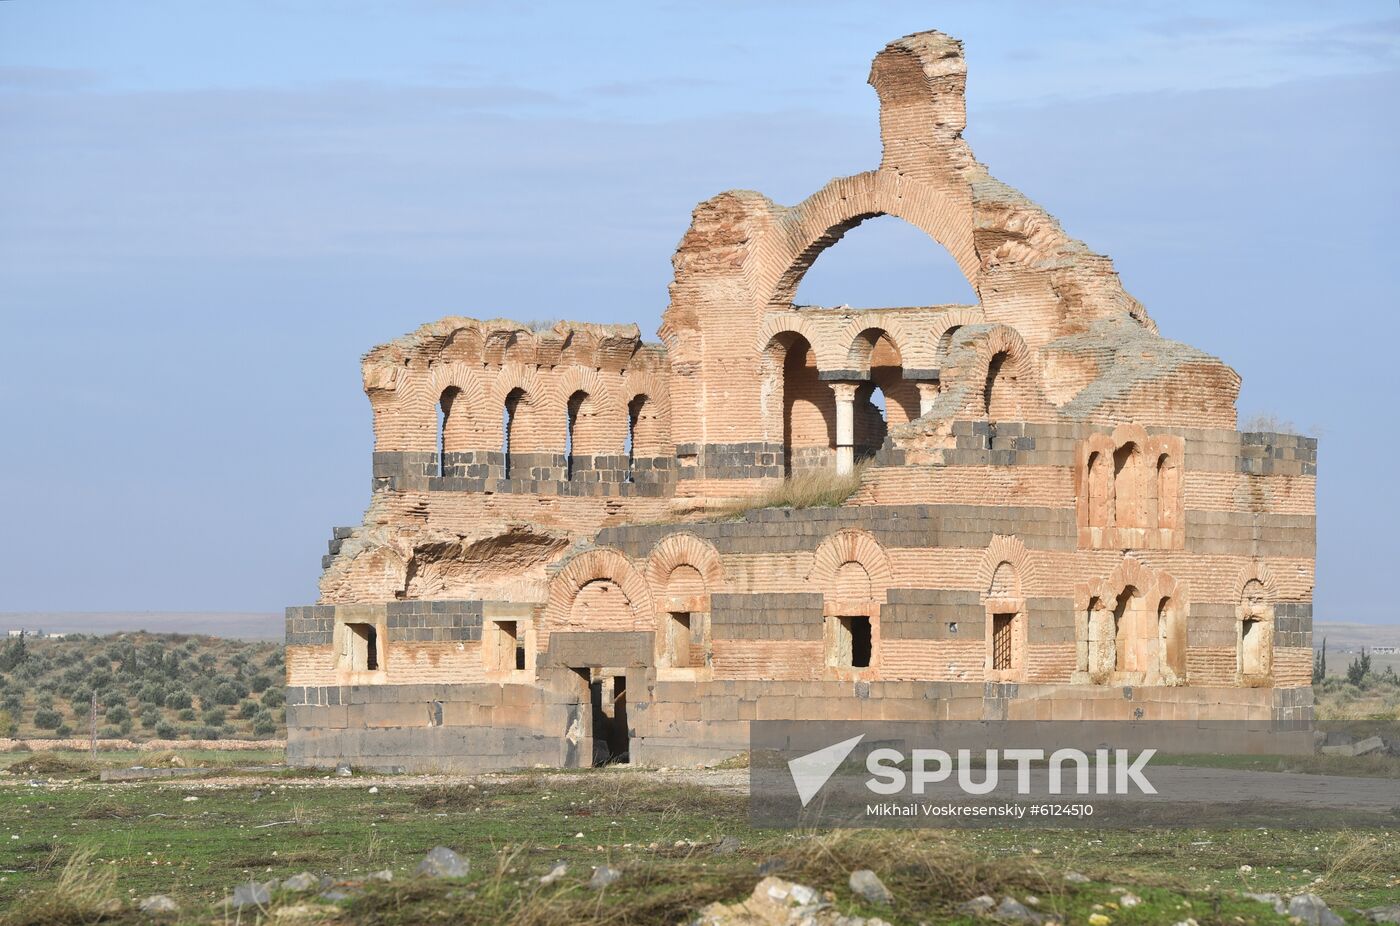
[285,31,1316,771]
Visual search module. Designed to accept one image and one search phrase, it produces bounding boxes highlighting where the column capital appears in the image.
[830,381,861,401]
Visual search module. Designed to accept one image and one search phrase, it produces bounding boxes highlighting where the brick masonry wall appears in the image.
[286,31,1318,773]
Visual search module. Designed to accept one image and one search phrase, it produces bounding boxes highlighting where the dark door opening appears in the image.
[589,673,630,766]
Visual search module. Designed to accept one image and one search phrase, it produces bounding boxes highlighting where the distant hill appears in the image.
[1313,621,1400,652]
[2,612,282,640]
[0,631,283,741]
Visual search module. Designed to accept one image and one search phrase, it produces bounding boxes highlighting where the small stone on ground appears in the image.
[849,869,893,906]
[415,845,469,879]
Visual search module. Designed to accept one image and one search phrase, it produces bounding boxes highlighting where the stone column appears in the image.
[916,381,940,418]
[832,382,859,475]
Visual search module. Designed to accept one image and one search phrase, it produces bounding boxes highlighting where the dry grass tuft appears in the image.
[719,462,869,518]
[1,849,121,926]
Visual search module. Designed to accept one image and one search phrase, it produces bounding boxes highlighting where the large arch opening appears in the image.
[765,333,836,475]
[792,214,978,308]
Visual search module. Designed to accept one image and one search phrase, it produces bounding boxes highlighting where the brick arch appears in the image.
[929,307,985,365]
[808,529,893,600]
[557,366,615,457]
[559,328,599,366]
[644,532,726,595]
[425,362,490,453]
[1234,563,1278,602]
[490,362,554,454]
[544,547,654,637]
[840,320,914,373]
[489,362,544,407]
[754,315,822,359]
[940,319,1052,417]
[622,370,672,456]
[427,362,487,408]
[439,325,485,365]
[977,535,1036,602]
[760,172,978,311]
[483,324,537,366]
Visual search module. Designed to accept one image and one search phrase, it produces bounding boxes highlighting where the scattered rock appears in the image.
[1064,871,1091,884]
[318,889,355,903]
[1365,905,1400,924]
[281,872,320,893]
[1352,735,1386,757]
[415,846,469,879]
[589,865,621,889]
[366,869,394,883]
[1244,892,1287,915]
[995,896,1042,923]
[137,894,179,916]
[955,895,997,916]
[273,904,337,920]
[1087,915,1112,926]
[1288,893,1345,926]
[368,786,379,794]
[539,863,568,886]
[229,880,276,910]
[849,870,893,906]
[712,835,741,855]
[335,762,353,777]
[693,877,829,925]
[1118,893,1141,908]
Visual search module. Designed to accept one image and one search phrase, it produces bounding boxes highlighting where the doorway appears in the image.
[588,671,630,766]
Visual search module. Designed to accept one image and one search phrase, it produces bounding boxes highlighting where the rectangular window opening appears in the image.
[838,616,872,668]
[345,622,378,672]
[668,612,692,668]
[992,613,1015,670]
[1241,618,1261,675]
[496,620,525,672]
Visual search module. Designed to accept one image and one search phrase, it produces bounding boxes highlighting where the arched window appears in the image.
[566,390,587,479]
[1086,450,1107,527]
[1113,585,1146,673]
[625,395,644,481]
[1238,579,1272,681]
[1112,442,1141,528]
[983,351,1007,418]
[503,387,525,479]
[1158,596,1185,681]
[1156,452,1180,531]
[437,387,463,477]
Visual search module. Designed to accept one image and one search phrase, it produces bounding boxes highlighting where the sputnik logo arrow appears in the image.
[787,734,865,807]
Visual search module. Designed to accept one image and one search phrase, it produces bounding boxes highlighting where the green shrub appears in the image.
[140,707,160,728]
[55,723,73,737]
[213,683,239,706]
[177,708,196,722]
[196,724,222,741]
[261,687,285,708]
[202,708,226,726]
[33,707,62,730]
[154,720,178,739]
[105,704,131,725]
[250,673,273,693]
[237,699,259,720]
[164,690,192,710]
[252,715,277,736]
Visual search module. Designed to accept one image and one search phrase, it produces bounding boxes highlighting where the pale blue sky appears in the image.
[1,2,1396,621]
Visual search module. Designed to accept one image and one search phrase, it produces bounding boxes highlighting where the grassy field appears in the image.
[0,755,1396,925]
